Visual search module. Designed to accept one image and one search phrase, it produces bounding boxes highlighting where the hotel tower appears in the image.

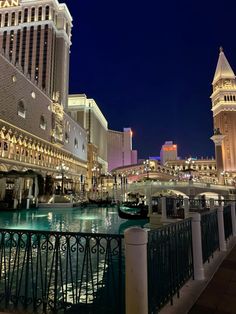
[0,0,88,200]
[0,0,72,107]
[211,48,236,175]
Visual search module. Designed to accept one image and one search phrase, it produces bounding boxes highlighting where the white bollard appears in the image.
[184,198,189,218]
[161,197,167,221]
[231,202,236,237]
[189,212,205,280]
[13,199,18,209]
[26,198,30,209]
[217,205,227,251]
[125,227,148,314]
[209,198,214,210]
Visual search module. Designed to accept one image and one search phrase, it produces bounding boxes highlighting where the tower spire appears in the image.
[212,47,235,84]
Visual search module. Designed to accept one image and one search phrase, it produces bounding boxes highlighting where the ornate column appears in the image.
[211,129,225,184]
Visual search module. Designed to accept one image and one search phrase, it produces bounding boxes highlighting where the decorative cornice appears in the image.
[210,134,226,145]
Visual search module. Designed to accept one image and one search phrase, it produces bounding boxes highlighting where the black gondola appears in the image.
[118,205,148,220]
[88,198,113,206]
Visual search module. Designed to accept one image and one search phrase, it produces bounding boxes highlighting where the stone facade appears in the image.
[0,51,87,192]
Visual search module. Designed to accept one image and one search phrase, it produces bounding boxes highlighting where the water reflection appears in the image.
[0,207,147,234]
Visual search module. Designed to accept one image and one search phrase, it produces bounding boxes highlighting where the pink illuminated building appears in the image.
[107,128,137,172]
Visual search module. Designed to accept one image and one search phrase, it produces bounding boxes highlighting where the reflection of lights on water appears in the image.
[75,215,102,220]
[33,214,48,218]
[48,212,53,221]
[61,261,108,304]
[7,224,34,230]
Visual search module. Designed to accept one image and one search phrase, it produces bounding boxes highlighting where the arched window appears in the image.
[11,12,15,26]
[40,115,46,130]
[31,8,35,22]
[45,6,50,20]
[4,13,8,27]
[38,7,42,21]
[23,8,28,23]
[65,132,69,143]
[17,100,26,118]
[74,138,78,148]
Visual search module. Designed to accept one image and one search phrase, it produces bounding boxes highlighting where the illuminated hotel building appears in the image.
[0,0,71,107]
[0,0,87,199]
[107,128,137,172]
[211,48,236,174]
[160,141,178,165]
[68,94,108,189]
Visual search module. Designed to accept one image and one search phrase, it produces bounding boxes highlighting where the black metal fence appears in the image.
[224,205,233,240]
[147,219,193,313]
[0,229,124,314]
[201,210,219,264]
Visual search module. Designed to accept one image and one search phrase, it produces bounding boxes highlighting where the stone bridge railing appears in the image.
[125,181,235,198]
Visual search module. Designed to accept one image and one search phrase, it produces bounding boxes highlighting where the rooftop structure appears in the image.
[0,0,72,107]
[211,48,236,174]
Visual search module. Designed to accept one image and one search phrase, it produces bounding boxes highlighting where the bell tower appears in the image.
[211,47,236,173]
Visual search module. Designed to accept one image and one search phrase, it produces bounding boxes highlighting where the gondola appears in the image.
[122,202,148,211]
[118,205,148,220]
[88,198,114,206]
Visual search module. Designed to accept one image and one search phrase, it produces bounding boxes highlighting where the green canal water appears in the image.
[0,206,148,234]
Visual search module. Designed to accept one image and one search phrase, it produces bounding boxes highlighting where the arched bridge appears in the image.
[126,181,236,199]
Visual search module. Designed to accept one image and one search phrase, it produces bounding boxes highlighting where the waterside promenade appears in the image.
[160,238,236,314]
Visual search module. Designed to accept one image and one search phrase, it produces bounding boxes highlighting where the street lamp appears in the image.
[143,159,150,179]
[185,157,195,180]
[56,163,69,195]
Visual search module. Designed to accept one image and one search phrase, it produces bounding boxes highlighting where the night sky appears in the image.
[63,0,236,159]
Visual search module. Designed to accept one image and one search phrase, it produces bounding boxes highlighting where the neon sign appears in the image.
[0,0,19,8]
[163,146,177,152]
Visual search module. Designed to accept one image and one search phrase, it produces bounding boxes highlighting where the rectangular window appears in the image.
[9,30,14,61]
[35,25,41,81]
[21,27,27,69]
[2,31,7,52]
[18,11,22,23]
[15,30,20,64]
[28,26,34,75]
[42,25,48,89]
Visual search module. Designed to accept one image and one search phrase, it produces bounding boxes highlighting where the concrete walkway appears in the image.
[188,244,236,314]
[160,238,236,314]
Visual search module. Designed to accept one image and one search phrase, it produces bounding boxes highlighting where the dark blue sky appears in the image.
[64,0,236,159]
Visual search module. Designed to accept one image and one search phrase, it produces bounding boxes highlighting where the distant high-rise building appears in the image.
[67,94,108,172]
[0,0,72,107]
[160,141,178,165]
[107,128,137,171]
[211,48,236,173]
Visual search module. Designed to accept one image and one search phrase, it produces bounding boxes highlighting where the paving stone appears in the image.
[189,245,236,314]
